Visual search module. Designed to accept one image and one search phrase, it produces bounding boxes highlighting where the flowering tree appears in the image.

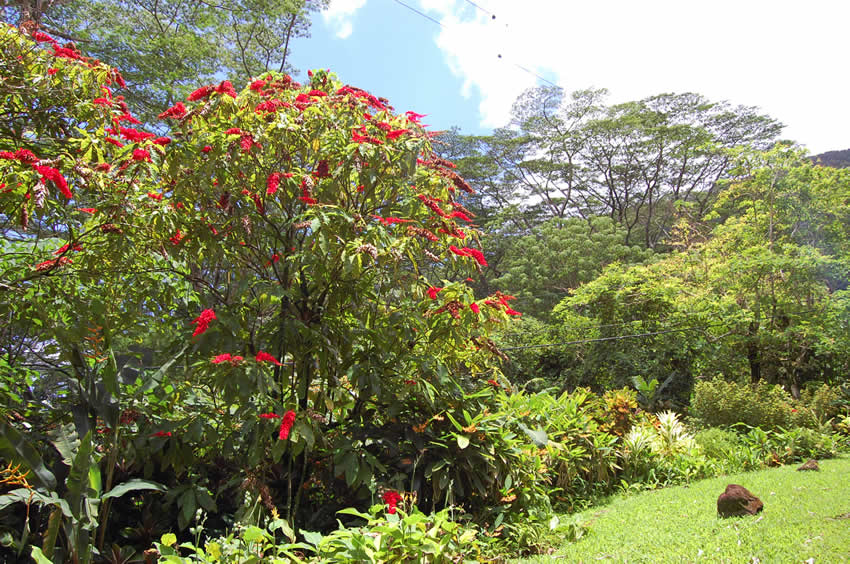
[1,25,520,539]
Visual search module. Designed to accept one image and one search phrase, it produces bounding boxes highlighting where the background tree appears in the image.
[2,0,328,120]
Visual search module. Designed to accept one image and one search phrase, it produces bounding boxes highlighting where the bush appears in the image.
[690,379,794,430]
[694,427,741,460]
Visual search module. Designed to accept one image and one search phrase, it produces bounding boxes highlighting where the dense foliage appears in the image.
[1,22,849,563]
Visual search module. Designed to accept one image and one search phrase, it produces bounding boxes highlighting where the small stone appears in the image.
[717,484,764,518]
[797,459,820,471]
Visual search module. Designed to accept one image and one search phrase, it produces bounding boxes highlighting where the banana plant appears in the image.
[0,421,165,563]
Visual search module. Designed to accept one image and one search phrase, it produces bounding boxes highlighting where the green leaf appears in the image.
[518,423,549,447]
[456,435,470,449]
[102,479,166,500]
[30,546,53,564]
[0,421,57,490]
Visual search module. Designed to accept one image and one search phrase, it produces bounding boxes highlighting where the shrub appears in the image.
[693,427,741,460]
[690,379,794,430]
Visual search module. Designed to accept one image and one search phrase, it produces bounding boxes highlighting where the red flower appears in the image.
[278,410,296,440]
[132,148,151,162]
[103,138,124,150]
[249,79,267,91]
[158,102,187,120]
[53,243,82,255]
[259,412,280,419]
[470,303,480,314]
[0,151,14,160]
[372,215,412,226]
[267,172,282,195]
[151,431,172,438]
[212,353,233,364]
[504,307,522,316]
[448,210,472,222]
[32,165,72,199]
[404,379,416,385]
[405,111,426,123]
[146,192,162,201]
[191,308,216,337]
[225,127,242,135]
[153,137,171,146]
[201,146,212,153]
[47,68,58,75]
[256,351,282,366]
[487,379,500,387]
[448,245,487,267]
[382,490,403,514]
[215,80,237,98]
[14,148,38,163]
[116,113,141,124]
[308,89,328,97]
[386,129,409,140]
[33,257,72,272]
[170,230,186,245]
[119,127,155,143]
[77,207,97,214]
[187,85,212,101]
[427,286,442,300]
[299,196,317,205]
[33,31,55,43]
[92,97,111,106]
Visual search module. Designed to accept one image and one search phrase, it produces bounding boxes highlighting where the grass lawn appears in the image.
[516,455,850,563]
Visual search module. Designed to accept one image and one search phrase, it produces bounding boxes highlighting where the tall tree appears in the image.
[3,0,327,120]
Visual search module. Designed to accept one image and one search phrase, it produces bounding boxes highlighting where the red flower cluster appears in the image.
[405,111,426,123]
[147,192,162,201]
[132,148,151,162]
[259,412,280,420]
[104,137,124,148]
[484,292,521,316]
[169,230,185,245]
[151,431,172,438]
[382,490,403,514]
[256,351,282,366]
[158,102,187,120]
[0,148,38,163]
[470,302,480,314]
[279,410,296,440]
[371,215,412,226]
[417,194,447,218]
[32,165,72,199]
[427,286,442,300]
[335,85,388,111]
[386,129,409,140]
[448,245,487,267]
[33,256,73,272]
[191,308,216,337]
[119,127,155,143]
[54,243,82,255]
[267,172,282,195]
[212,353,244,365]
[215,80,237,98]
[249,79,267,92]
[187,85,212,101]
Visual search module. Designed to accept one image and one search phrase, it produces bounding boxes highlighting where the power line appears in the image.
[392,0,446,28]
[461,0,496,18]
[390,0,561,90]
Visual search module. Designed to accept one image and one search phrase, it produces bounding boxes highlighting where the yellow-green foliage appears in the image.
[690,379,794,430]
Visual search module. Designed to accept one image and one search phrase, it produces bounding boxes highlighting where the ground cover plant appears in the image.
[517,455,850,563]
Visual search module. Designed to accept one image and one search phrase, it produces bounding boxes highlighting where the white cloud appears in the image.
[416,0,850,152]
[322,0,368,40]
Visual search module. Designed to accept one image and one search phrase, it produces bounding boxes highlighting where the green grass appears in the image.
[517,456,850,563]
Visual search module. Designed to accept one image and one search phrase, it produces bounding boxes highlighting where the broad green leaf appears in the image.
[0,421,57,490]
[102,479,166,500]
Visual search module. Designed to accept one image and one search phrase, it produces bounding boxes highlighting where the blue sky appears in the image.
[289,1,491,135]
[289,0,850,153]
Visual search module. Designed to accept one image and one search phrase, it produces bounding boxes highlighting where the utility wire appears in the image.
[390,0,561,90]
[392,0,446,28]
